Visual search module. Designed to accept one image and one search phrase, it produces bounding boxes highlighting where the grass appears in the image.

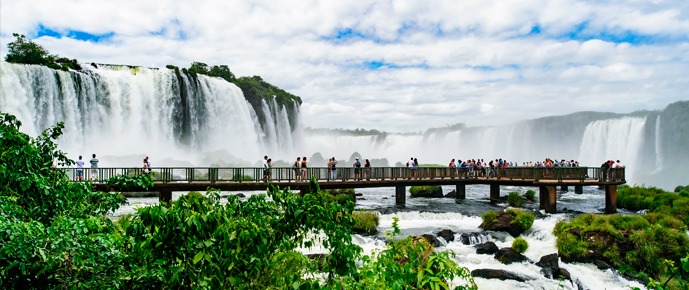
[481,210,498,225]
[507,191,525,207]
[512,237,528,254]
[351,210,379,235]
[506,208,535,231]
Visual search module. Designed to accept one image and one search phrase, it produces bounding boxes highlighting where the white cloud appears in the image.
[1,0,689,132]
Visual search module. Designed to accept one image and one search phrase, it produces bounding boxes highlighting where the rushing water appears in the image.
[113,185,645,290]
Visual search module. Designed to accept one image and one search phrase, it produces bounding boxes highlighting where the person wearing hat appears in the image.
[353,157,362,181]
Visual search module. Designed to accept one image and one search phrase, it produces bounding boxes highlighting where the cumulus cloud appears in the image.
[1,0,688,132]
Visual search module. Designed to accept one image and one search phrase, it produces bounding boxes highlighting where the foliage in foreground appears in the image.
[0,111,476,289]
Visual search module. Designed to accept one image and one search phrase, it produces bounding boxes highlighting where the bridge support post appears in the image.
[574,185,583,194]
[455,184,466,201]
[540,186,557,213]
[489,184,500,203]
[396,186,406,205]
[159,190,172,203]
[560,185,568,192]
[605,185,617,213]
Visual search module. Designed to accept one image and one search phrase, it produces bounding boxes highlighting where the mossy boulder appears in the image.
[351,210,379,235]
[409,185,443,198]
[480,209,535,237]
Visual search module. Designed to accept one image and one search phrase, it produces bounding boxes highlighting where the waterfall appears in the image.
[652,115,663,173]
[0,62,296,166]
[577,117,647,182]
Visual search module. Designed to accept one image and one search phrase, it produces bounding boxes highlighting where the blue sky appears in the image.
[1,0,688,132]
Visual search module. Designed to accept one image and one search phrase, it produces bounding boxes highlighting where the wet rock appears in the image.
[536,253,559,278]
[356,197,366,200]
[480,212,524,237]
[235,193,246,198]
[556,268,572,281]
[471,269,528,282]
[460,232,491,245]
[355,193,363,196]
[475,242,499,255]
[595,260,611,270]
[436,229,455,242]
[445,190,457,198]
[420,234,444,247]
[494,248,529,264]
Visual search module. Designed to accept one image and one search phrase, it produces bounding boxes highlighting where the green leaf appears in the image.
[193,252,204,264]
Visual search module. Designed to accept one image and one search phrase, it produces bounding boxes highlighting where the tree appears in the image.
[5,33,55,65]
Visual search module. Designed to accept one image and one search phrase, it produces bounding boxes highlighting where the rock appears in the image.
[235,193,246,198]
[420,234,444,247]
[436,229,455,242]
[410,186,444,198]
[460,232,491,245]
[595,260,611,270]
[356,197,366,200]
[475,242,499,255]
[480,212,525,237]
[353,227,378,236]
[556,268,572,281]
[471,269,528,282]
[445,190,457,198]
[355,193,363,196]
[536,253,559,278]
[306,253,326,260]
[494,248,529,264]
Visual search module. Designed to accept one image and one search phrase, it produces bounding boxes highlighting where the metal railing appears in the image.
[60,166,625,183]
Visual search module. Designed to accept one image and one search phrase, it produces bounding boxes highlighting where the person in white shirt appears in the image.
[75,155,85,181]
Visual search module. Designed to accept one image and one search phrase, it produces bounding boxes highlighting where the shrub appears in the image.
[507,191,525,207]
[512,237,528,253]
[506,208,535,231]
[352,210,379,235]
[409,185,443,197]
[524,190,536,202]
[481,210,499,225]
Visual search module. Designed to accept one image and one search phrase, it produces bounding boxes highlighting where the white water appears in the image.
[578,117,647,182]
[0,62,300,166]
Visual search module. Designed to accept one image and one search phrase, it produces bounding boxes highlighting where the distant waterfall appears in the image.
[578,117,647,181]
[0,62,297,165]
[653,115,663,173]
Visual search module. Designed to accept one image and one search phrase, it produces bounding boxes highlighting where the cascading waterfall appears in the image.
[577,117,647,182]
[652,115,663,174]
[0,62,297,166]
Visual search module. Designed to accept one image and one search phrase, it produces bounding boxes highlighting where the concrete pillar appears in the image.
[456,184,466,201]
[490,184,500,203]
[605,185,617,213]
[396,186,406,205]
[560,185,568,192]
[159,190,172,203]
[539,187,546,210]
[574,185,583,194]
[540,186,557,213]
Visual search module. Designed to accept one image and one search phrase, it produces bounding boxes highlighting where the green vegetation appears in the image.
[409,185,443,197]
[512,237,529,254]
[506,208,535,232]
[5,33,80,70]
[0,112,478,289]
[618,185,689,226]
[524,190,536,202]
[553,212,689,284]
[507,191,525,207]
[351,210,379,235]
[481,210,499,225]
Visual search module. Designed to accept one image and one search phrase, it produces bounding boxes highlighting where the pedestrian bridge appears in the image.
[76,166,626,214]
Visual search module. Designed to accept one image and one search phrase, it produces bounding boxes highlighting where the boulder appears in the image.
[595,260,611,270]
[420,234,444,247]
[556,268,572,282]
[480,212,525,237]
[471,269,528,282]
[460,232,491,245]
[410,186,444,198]
[355,193,363,196]
[436,229,455,242]
[536,253,559,278]
[494,248,529,264]
[475,242,499,255]
[445,190,457,198]
[235,193,246,198]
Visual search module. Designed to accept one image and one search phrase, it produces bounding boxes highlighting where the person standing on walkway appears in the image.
[293,157,301,181]
[364,159,371,181]
[330,157,338,181]
[353,157,362,181]
[89,154,99,181]
[75,155,84,181]
[301,156,308,181]
[262,155,269,182]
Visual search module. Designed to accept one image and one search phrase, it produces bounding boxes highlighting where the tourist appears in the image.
[330,157,338,181]
[449,159,456,179]
[89,154,99,181]
[326,158,332,181]
[293,157,301,181]
[75,155,84,181]
[262,155,269,182]
[143,156,152,174]
[364,159,371,181]
[353,157,362,181]
[301,156,308,181]
[413,158,419,179]
[266,158,273,181]
[407,157,415,179]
